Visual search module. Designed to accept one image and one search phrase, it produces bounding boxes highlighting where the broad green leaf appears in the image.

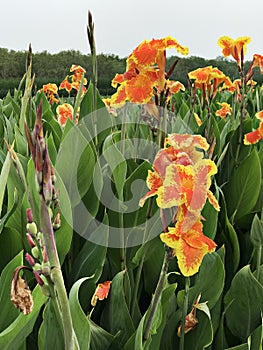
[68,214,108,288]
[249,319,263,350]
[250,214,263,248]
[218,187,240,274]
[102,132,127,199]
[89,319,115,350]
[38,300,64,350]
[224,265,263,341]
[0,227,23,273]
[101,270,134,346]
[224,148,261,221]
[0,188,18,235]
[79,83,105,120]
[69,277,92,350]
[55,123,95,207]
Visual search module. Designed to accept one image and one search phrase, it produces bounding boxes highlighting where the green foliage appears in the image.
[1,46,263,350]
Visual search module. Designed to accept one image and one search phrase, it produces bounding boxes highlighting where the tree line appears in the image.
[0,47,262,98]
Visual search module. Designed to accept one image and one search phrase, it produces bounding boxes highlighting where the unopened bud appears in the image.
[26,208,33,223]
[42,246,49,263]
[37,232,44,247]
[26,233,35,248]
[41,262,50,277]
[53,211,61,230]
[25,253,35,266]
[33,271,44,286]
[26,222,38,236]
[31,246,39,259]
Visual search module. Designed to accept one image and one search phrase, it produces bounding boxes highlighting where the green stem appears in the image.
[143,253,168,341]
[40,197,78,350]
[179,276,190,350]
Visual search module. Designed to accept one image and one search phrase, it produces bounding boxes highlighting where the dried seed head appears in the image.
[10,267,33,315]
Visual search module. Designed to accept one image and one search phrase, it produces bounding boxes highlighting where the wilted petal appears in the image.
[10,267,34,315]
[91,281,112,307]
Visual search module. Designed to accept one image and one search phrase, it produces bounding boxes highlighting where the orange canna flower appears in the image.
[56,103,74,126]
[107,36,188,108]
[91,281,112,307]
[156,159,219,224]
[59,76,72,92]
[251,54,263,74]
[188,66,226,100]
[215,102,232,118]
[244,110,263,145]
[139,133,219,218]
[41,83,59,104]
[217,36,251,67]
[160,220,216,276]
[70,64,87,82]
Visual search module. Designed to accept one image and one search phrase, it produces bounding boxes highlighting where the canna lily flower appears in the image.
[215,102,232,118]
[188,66,226,100]
[217,36,251,68]
[41,83,59,104]
[59,76,72,92]
[91,281,112,307]
[251,54,263,74]
[160,219,216,276]
[56,103,74,126]
[244,110,263,145]
[107,36,188,108]
[60,65,88,95]
[139,133,219,217]
[70,64,87,83]
[156,158,219,230]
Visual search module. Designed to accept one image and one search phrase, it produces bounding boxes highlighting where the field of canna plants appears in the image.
[1,13,263,350]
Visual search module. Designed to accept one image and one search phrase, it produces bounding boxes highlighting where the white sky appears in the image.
[1,0,262,60]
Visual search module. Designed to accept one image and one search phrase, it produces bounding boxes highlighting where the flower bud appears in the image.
[31,246,39,259]
[33,271,44,286]
[26,222,38,236]
[42,246,49,263]
[41,262,51,277]
[26,233,36,248]
[26,208,33,223]
[25,253,35,266]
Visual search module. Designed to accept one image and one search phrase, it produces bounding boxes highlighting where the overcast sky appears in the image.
[1,0,262,60]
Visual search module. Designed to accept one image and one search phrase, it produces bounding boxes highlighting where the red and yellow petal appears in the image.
[217,36,233,57]
[244,122,263,145]
[207,190,220,211]
[256,110,263,121]
[91,281,111,307]
[160,221,216,276]
[139,170,163,207]
[215,102,232,118]
[157,164,194,208]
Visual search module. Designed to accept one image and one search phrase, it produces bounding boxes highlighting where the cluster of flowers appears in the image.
[40,64,87,126]
[139,134,220,276]
[104,36,189,117]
